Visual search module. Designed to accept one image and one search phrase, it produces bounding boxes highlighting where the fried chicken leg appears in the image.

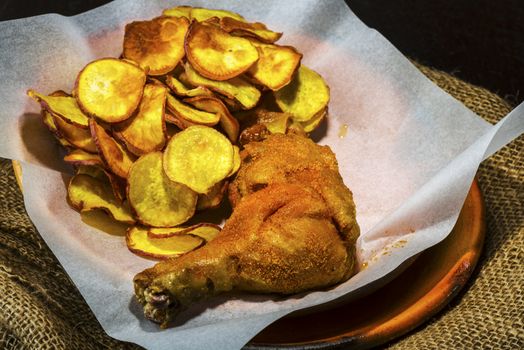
[134,134,359,327]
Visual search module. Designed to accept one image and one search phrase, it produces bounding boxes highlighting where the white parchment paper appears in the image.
[1,1,523,349]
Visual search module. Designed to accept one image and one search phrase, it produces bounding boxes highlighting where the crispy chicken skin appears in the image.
[134,134,359,327]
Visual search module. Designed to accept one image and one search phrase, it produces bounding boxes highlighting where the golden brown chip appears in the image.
[75,58,146,123]
[127,151,197,227]
[68,173,135,224]
[300,107,328,133]
[164,113,196,130]
[184,63,261,109]
[123,16,189,76]
[114,83,167,156]
[28,89,90,129]
[185,21,259,81]
[219,17,282,43]
[165,74,213,97]
[196,181,228,210]
[166,94,220,126]
[247,41,302,91]
[126,226,203,260]
[274,65,330,122]
[163,125,234,194]
[184,95,240,142]
[90,119,135,178]
[228,145,241,177]
[162,5,192,18]
[63,149,104,167]
[189,7,245,22]
[76,165,126,203]
[52,113,97,153]
[147,223,221,240]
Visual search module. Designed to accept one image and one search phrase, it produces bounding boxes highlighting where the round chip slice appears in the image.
[185,21,259,81]
[90,119,135,178]
[163,125,234,194]
[247,41,302,91]
[127,151,197,227]
[68,173,135,224]
[123,16,189,76]
[126,226,203,260]
[75,58,146,123]
[183,95,239,142]
[115,83,168,155]
[274,65,330,122]
[28,89,90,128]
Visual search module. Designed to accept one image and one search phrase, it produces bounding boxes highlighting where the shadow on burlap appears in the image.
[0,64,522,350]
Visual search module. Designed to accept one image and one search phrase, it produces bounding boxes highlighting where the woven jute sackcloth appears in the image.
[0,65,522,350]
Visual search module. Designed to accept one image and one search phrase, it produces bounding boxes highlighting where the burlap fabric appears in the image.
[0,65,522,350]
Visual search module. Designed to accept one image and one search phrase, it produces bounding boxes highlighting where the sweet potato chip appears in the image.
[252,109,291,134]
[90,119,135,178]
[76,165,126,203]
[184,63,261,109]
[68,173,135,224]
[126,226,203,260]
[165,74,213,97]
[41,109,74,147]
[52,113,97,153]
[185,21,259,80]
[274,65,330,122]
[247,41,302,91]
[220,17,282,44]
[196,181,227,210]
[300,107,328,133]
[147,226,189,239]
[166,94,220,126]
[164,113,195,129]
[162,5,192,18]
[115,83,167,155]
[127,152,197,227]
[75,58,146,123]
[63,149,104,167]
[76,165,106,179]
[189,7,245,22]
[163,125,234,194]
[148,223,221,241]
[184,95,239,142]
[28,89,90,128]
[228,145,241,177]
[123,16,189,76]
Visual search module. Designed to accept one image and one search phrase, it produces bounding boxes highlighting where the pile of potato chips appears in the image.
[27,6,330,260]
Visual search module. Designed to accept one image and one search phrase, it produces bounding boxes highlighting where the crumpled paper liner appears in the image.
[0,1,522,349]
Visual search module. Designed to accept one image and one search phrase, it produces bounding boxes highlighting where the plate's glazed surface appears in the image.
[247,180,484,349]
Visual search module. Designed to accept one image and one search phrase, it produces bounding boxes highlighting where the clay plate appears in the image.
[12,161,484,349]
[246,180,484,349]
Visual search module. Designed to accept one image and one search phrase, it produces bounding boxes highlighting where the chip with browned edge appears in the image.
[274,65,330,122]
[148,223,221,242]
[184,63,261,109]
[27,89,90,128]
[220,17,282,44]
[115,83,167,155]
[127,151,197,227]
[90,119,135,178]
[166,94,220,126]
[184,95,239,142]
[185,21,259,81]
[247,40,302,91]
[126,226,204,260]
[75,58,146,123]
[163,125,234,194]
[68,173,135,224]
[123,16,189,76]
